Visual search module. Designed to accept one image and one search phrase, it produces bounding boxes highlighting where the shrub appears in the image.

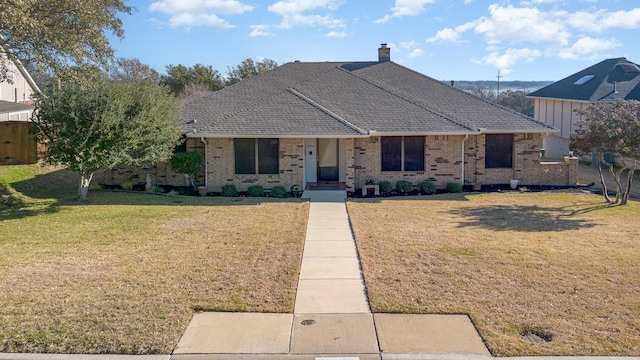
[122,181,133,190]
[247,185,264,197]
[396,180,413,193]
[418,180,437,195]
[221,184,237,197]
[446,182,462,193]
[378,181,392,194]
[170,152,202,189]
[270,186,287,198]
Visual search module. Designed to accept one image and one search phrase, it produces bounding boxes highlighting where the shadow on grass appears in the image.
[1,167,303,223]
[449,203,606,232]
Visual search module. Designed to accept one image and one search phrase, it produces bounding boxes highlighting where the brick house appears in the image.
[101,45,578,192]
[528,57,640,160]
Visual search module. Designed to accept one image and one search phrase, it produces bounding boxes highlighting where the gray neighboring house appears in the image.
[528,58,640,159]
[101,45,578,192]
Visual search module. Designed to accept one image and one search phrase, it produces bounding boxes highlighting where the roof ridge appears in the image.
[287,87,368,135]
[337,65,477,132]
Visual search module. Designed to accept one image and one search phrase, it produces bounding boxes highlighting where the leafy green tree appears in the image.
[0,0,131,82]
[170,152,202,190]
[161,63,224,96]
[32,79,183,201]
[226,58,278,85]
[571,100,640,205]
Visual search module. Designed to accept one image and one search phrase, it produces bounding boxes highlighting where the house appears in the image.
[528,58,640,159]
[0,49,41,164]
[100,45,578,192]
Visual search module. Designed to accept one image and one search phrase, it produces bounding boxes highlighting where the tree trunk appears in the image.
[621,159,638,205]
[78,172,94,201]
[596,153,612,203]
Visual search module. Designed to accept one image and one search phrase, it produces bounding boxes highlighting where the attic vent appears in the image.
[617,63,640,73]
[574,75,595,85]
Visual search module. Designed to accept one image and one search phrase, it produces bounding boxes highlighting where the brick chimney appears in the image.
[378,43,390,62]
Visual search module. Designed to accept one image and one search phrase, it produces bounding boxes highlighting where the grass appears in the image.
[0,165,307,354]
[347,192,640,357]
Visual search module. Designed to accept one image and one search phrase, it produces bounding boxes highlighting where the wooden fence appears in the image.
[0,121,38,164]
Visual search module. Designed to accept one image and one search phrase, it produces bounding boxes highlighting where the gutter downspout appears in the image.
[461,134,468,185]
[200,137,208,188]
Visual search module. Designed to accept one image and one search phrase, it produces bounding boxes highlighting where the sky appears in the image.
[110,0,640,81]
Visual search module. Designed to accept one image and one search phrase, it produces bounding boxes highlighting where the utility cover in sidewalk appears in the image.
[290,313,378,354]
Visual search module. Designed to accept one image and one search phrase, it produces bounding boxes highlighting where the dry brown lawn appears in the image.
[0,165,307,354]
[347,191,640,356]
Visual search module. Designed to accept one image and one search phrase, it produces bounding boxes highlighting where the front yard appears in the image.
[0,165,307,354]
[347,192,640,356]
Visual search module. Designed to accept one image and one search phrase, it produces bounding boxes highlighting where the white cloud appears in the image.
[327,31,347,38]
[267,0,345,29]
[400,40,419,48]
[427,28,463,44]
[473,5,570,47]
[567,8,640,33]
[149,0,252,29]
[268,0,343,15]
[375,0,436,23]
[249,24,272,37]
[558,37,620,59]
[473,48,541,71]
[408,48,425,58]
[279,14,344,29]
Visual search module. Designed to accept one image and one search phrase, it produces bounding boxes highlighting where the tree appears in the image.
[0,0,131,82]
[571,100,640,205]
[110,58,160,83]
[161,64,224,96]
[170,152,202,190]
[496,90,533,113]
[32,79,183,201]
[468,86,497,102]
[226,58,278,85]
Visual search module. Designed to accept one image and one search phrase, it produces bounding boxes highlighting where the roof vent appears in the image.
[574,75,595,86]
[617,63,640,73]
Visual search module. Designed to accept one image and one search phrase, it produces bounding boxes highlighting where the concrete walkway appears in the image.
[295,190,369,314]
[171,190,490,358]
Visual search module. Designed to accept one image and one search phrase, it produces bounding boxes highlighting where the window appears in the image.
[234,138,279,174]
[381,136,425,172]
[485,134,513,168]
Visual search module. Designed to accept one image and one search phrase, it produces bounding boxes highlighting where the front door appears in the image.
[317,138,338,181]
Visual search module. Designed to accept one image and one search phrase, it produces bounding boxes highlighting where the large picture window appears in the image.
[234,138,279,175]
[485,134,513,168]
[381,136,425,172]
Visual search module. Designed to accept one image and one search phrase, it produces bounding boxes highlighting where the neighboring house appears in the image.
[100,45,578,192]
[0,50,40,164]
[528,58,640,159]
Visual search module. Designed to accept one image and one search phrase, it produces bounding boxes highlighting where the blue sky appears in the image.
[111,0,640,81]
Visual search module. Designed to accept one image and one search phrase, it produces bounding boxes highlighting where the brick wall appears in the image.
[352,135,470,189]
[351,134,577,189]
[93,137,206,187]
[206,138,304,192]
[476,133,577,186]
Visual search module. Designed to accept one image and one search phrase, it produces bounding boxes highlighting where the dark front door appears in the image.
[317,138,338,181]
